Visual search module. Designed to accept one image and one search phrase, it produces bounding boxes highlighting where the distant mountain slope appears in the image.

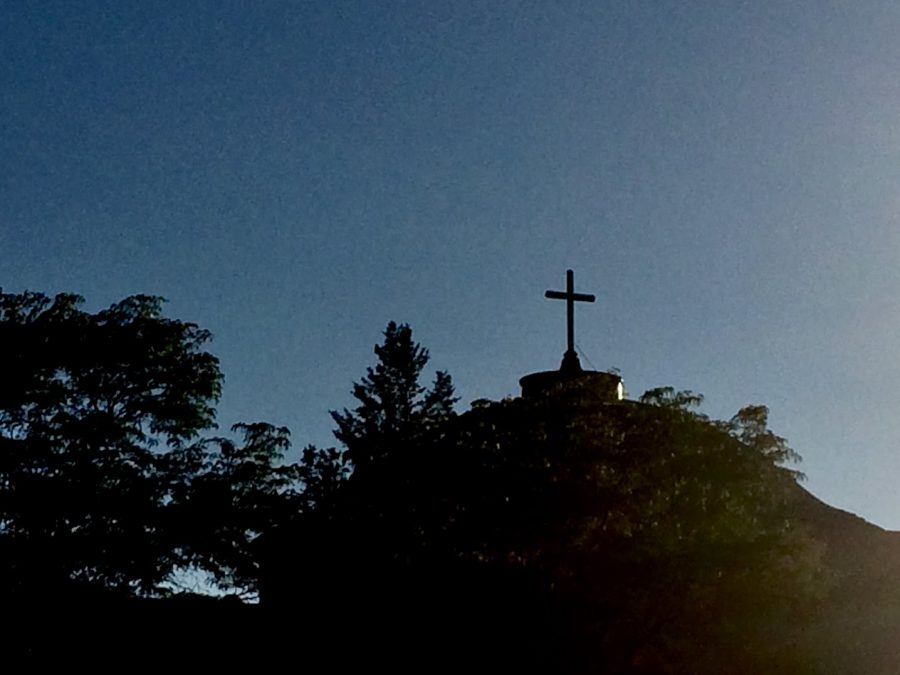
[791,485,900,592]
[788,485,900,673]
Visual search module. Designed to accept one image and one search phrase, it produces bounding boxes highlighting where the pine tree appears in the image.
[330,321,458,474]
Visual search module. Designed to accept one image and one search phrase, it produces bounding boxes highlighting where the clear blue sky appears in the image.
[4,1,900,528]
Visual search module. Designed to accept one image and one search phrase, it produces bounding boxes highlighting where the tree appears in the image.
[258,324,459,614]
[412,386,826,671]
[0,291,222,595]
[164,423,304,597]
[295,443,352,512]
[330,321,458,475]
[168,425,352,598]
[0,290,319,599]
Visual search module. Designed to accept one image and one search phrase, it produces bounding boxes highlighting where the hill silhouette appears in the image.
[3,295,899,671]
[10,463,898,671]
[257,370,900,673]
[784,487,900,672]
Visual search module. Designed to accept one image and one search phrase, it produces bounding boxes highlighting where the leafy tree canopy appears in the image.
[293,366,826,671]
[0,290,305,598]
[0,291,223,595]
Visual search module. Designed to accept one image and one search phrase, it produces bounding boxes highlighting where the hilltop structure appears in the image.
[255,270,900,672]
[519,269,623,402]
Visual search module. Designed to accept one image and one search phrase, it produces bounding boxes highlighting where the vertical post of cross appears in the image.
[566,269,575,354]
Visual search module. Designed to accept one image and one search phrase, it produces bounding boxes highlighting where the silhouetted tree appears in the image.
[411,385,828,671]
[296,444,351,512]
[164,423,308,597]
[0,290,319,599]
[168,425,352,597]
[330,321,458,475]
[259,324,459,625]
[0,291,221,595]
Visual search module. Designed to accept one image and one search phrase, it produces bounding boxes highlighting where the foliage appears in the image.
[296,444,351,512]
[330,321,458,475]
[308,375,827,670]
[165,423,308,597]
[482,390,823,669]
[0,290,315,598]
[0,290,222,595]
[0,291,832,667]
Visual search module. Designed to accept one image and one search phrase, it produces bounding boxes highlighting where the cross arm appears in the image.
[545,291,596,302]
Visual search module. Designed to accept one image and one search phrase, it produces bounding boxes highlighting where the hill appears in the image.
[5,359,899,672]
[256,377,900,672]
[786,487,900,673]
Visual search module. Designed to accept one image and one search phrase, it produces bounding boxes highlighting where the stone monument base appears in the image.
[519,369,623,403]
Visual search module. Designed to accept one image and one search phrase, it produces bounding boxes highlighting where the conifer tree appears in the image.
[330,321,458,474]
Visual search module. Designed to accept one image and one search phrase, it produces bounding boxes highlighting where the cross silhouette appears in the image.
[545,269,595,371]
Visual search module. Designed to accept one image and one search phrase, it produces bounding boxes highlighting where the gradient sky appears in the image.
[5,1,900,528]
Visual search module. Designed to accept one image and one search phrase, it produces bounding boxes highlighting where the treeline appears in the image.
[0,291,839,670]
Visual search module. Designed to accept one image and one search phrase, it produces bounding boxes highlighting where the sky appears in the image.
[4,1,900,529]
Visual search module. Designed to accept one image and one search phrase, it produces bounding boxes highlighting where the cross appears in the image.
[545,269,595,370]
